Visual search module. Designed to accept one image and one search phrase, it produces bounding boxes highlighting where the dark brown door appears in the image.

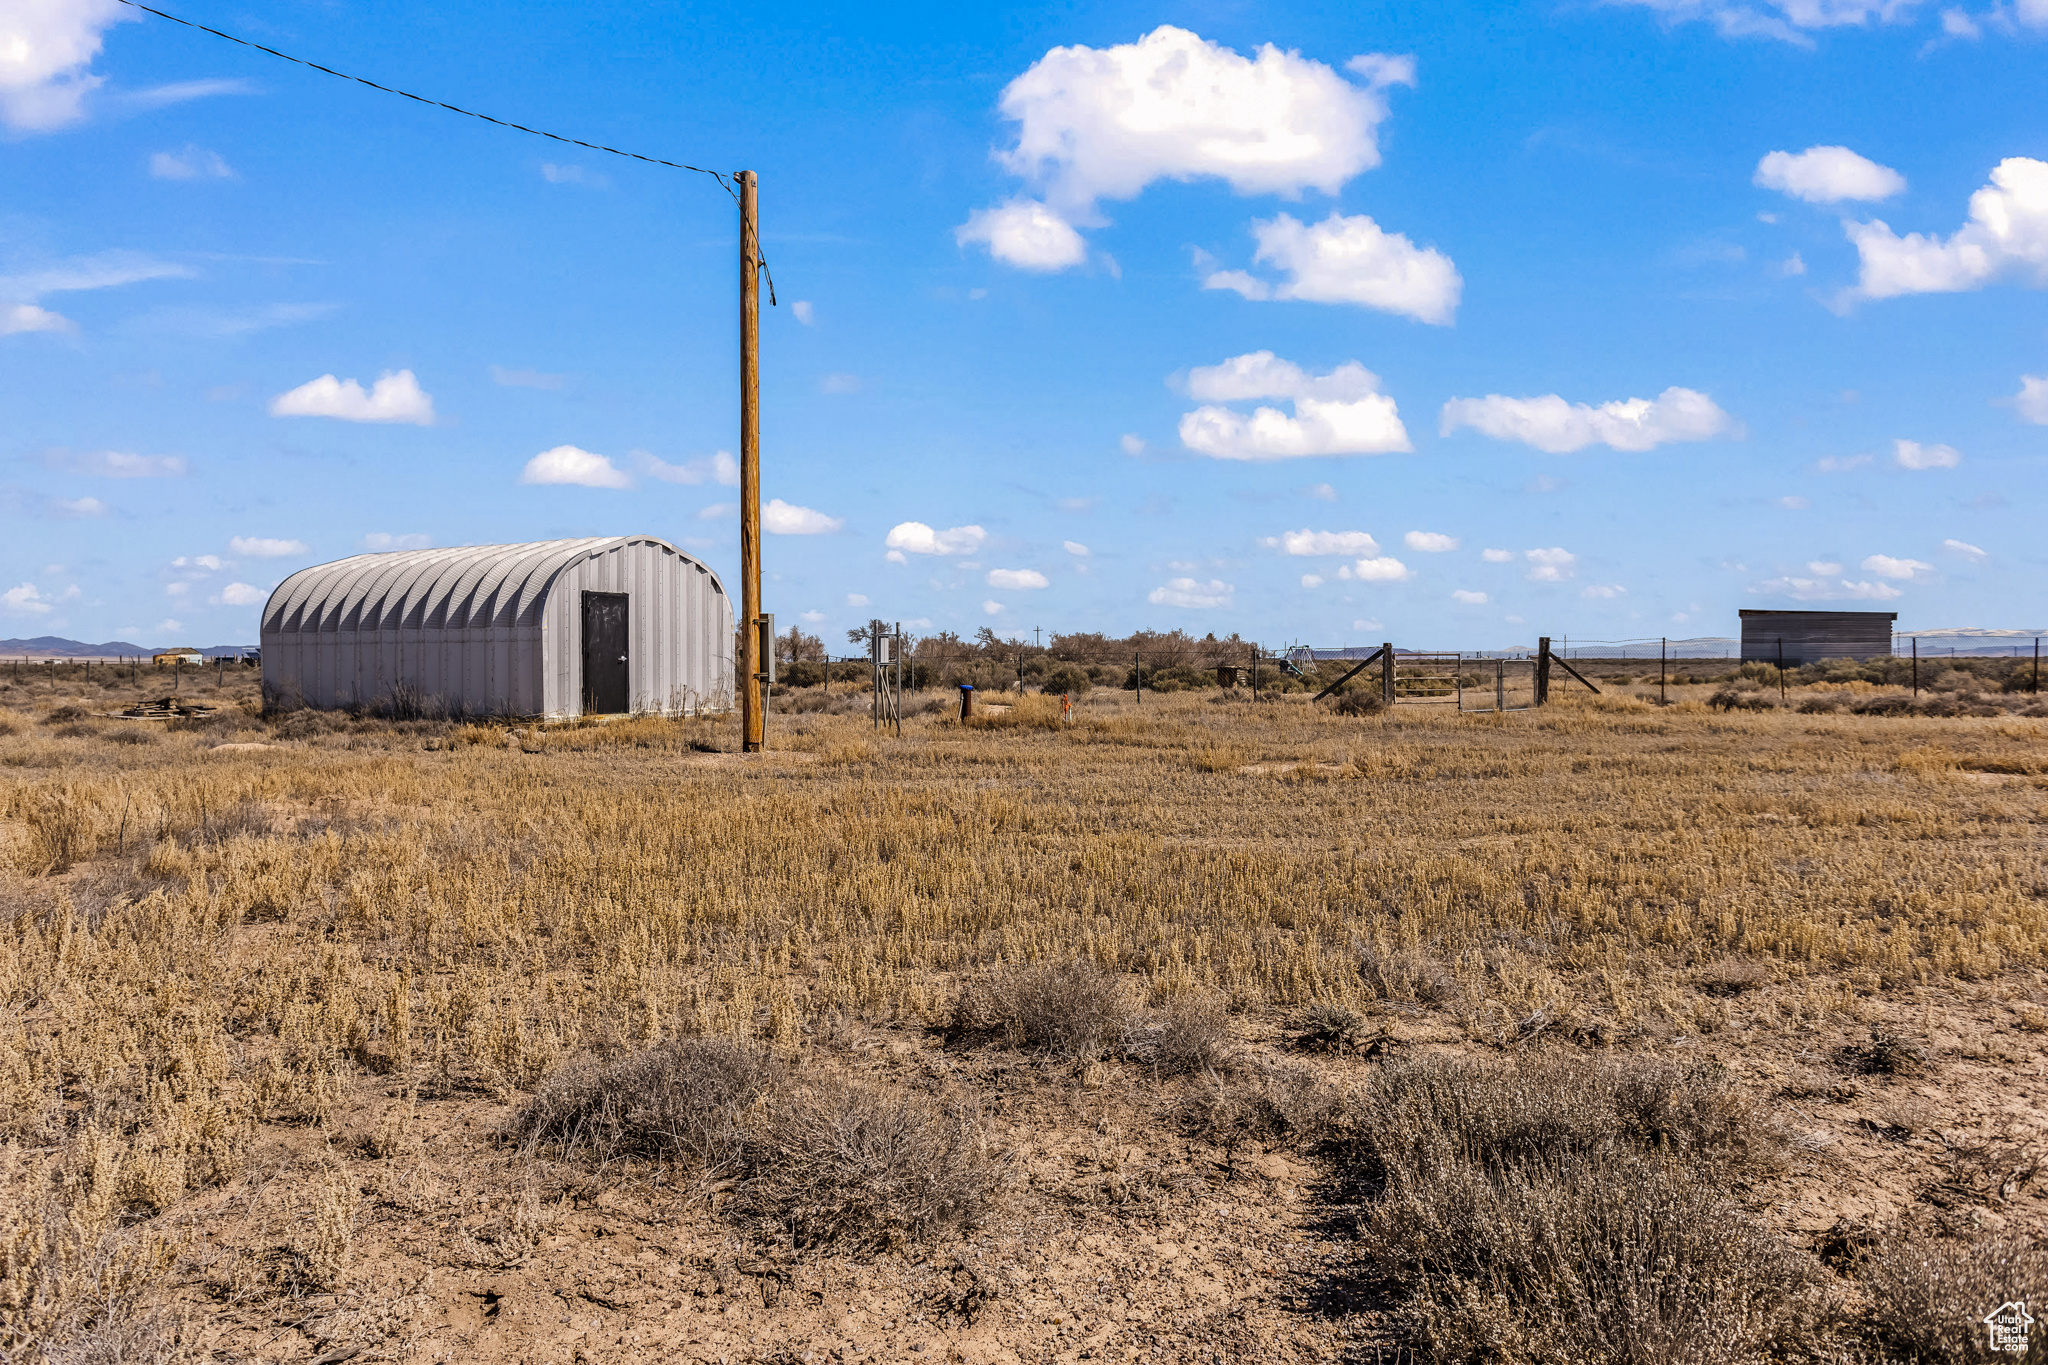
[581,592,629,714]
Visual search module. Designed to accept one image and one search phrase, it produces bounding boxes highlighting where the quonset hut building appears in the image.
[260,536,733,718]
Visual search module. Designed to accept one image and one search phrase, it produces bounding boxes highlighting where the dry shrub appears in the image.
[1852,1228,2046,1363]
[738,1078,1002,1251]
[1128,993,1233,1074]
[43,706,89,725]
[1349,1051,1809,1365]
[512,1036,780,1168]
[1296,1001,1378,1054]
[99,729,154,747]
[1708,688,1778,712]
[39,1310,190,1365]
[0,1208,178,1365]
[1358,941,1460,1005]
[1330,688,1387,717]
[950,960,1132,1061]
[1173,1059,1351,1153]
[1840,1026,1930,1077]
[18,788,101,874]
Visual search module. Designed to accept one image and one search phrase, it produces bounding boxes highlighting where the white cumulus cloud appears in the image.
[955,200,1088,271]
[1581,584,1627,599]
[764,500,843,535]
[983,599,1006,615]
[519,445,631,489]
[1451,589,1488,604]
[1752,575,1901,601]
[1942,538,1987,560]
[1404,530,1458,552]
[1815,453,1873,472]
[845,593,869,607]
[1204,212,1460,324]
[885,522,987,556]
[1440,387,1736,453]
[987,568,1049,590]
[1062,540,1091,557]
[1148,577,1234,609]
[1262,528,1380,557]
[54,496,105,517]
[791,300,815,325]
[1861,553,1933,579]
[1848,158,2048,301]
[1894,438,1960,469]
[218,582,265,606]
[1754,146,1904,203]
[1524,547,1577,582]
[0,0,132,131]
[1119,434,1147,456]
[2009,374,2048,423]
[271,369,436,425]
[1481,548,1513,563]
[961,26,1410,270]
[1301,574,1325,588]
[1179,351,1409,459]
[2,303,72,333]
[1337,556,1410,582]
[640,449,739,486]
[1,582,54,615]
[229,536,308,558]
[363,533,431,551]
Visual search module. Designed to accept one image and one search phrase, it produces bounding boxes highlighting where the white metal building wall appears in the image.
[260,536,733,718]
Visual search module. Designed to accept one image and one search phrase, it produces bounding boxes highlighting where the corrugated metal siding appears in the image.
[260,536,733,717]
[1738,610,1897,665]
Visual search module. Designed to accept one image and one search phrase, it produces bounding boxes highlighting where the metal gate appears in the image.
[1456,656,1537,712]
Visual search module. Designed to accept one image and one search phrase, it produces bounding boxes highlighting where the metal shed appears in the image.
[260,535,733,718]
[1738,609,1896,666]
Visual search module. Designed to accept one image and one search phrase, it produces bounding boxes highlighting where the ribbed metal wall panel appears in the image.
[1737,610,1897,665]
[260,536,733,717]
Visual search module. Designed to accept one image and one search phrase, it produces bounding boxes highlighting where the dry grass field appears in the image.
[1,662,2044,1364]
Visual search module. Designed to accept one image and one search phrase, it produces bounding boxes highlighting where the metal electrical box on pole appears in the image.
[739,170,764,752]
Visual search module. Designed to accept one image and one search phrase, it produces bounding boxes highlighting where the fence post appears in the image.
[1776,638,1786,701]
[1381,642,1395,706]
[1660,637,1667,706]
[1535,638,1552,706]
[1496,656,1505,712]
[1135,650,1141,705]
[1912,637,1918,696]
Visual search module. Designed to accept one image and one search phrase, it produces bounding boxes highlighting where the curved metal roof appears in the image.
[261,536,726,636]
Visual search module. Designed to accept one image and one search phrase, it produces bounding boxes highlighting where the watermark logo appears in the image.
[1984,1301,2034,1355]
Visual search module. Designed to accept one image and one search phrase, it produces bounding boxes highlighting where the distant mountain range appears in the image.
[1,636,253,658]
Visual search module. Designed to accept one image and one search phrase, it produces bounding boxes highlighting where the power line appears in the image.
[109,0,776,300]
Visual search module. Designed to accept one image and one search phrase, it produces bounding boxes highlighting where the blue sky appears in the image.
[3,0,2044,649]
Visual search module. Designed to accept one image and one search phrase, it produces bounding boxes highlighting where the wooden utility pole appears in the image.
[739,170,764,752]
